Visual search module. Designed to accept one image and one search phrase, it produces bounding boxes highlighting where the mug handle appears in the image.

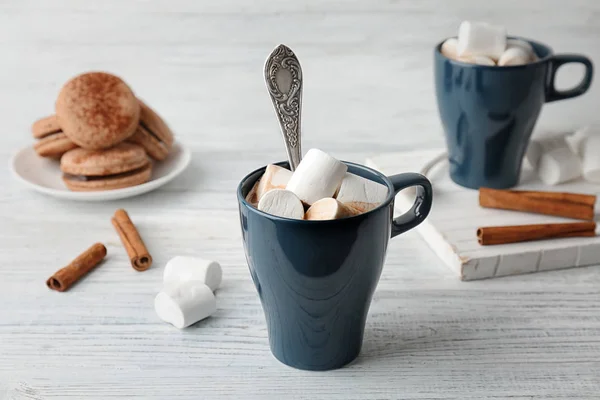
[389,173,433,238]
[545,54,594,103]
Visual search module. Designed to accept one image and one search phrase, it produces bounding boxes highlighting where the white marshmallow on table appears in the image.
[523,141,543,170]
[537,138,582,185]
[457,55,496,66]
[524,136,568,170]
[285,148,348,206]
[498,47,530,66]
[441,38,458,59]
[155,281,216,329]
[581,134,600,183]
[457,21,507,60]
[305,198,356,221]
[335,172,388,213]
[257,188,304,219]
[566,124,600,156]
[163,256,222,292]
[566,129,589,157]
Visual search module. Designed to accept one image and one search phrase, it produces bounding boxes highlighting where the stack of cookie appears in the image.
[31,72,174,191]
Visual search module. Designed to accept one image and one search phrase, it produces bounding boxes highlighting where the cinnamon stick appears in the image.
[479,188,596,220]
[46,243,107,292]
[477,222,596,246]
[111,209,152,271]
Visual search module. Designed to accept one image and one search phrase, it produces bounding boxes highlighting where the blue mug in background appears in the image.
[237,161,432,370]
[434,37,593,189]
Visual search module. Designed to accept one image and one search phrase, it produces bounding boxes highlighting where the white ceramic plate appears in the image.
[10,142,192,201]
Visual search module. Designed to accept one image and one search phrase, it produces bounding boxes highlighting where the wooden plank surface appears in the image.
[2,0,600,398]
[367,150,600,280]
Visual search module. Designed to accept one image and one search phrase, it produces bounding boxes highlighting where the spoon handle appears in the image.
[264,44,303,171]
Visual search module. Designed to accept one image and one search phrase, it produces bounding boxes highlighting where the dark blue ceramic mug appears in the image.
[434,36,593,189]
[237,161,432,370]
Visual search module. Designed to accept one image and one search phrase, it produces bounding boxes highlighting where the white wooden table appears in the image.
[2,1,600,398]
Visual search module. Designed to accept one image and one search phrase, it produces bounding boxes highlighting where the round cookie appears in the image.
[56,72,140,150]
[62,164,152,192]
[127,100,174,160]
[31,115,78,158]
[61,143,151,191]
[32,115,61,139]
[34,133,78,158]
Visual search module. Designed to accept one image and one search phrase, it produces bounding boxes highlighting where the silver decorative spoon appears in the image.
[264,44,303,171]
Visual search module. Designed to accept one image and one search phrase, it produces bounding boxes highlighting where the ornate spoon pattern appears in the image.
[264,44,303,171]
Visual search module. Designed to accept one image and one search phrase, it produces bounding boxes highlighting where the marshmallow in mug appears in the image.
[457,21,507,60]
[246,164,292,205]
[457,55,496,66]
[497,38,537,66]
[257,188,305,220]
[441,38,496,65]
[506,39,538,62]
[441,38,459,60]
[286,148,347,206]
[155,281,216,329]
[256,164,292,200]
[507,38,534,54]
[305,198,356,221]
[335,172,388,213]
[498,47,531,66]
[506,38,537,61]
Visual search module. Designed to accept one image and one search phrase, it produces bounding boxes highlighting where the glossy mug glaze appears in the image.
[434,36,593,189]
[237,161,433,370]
